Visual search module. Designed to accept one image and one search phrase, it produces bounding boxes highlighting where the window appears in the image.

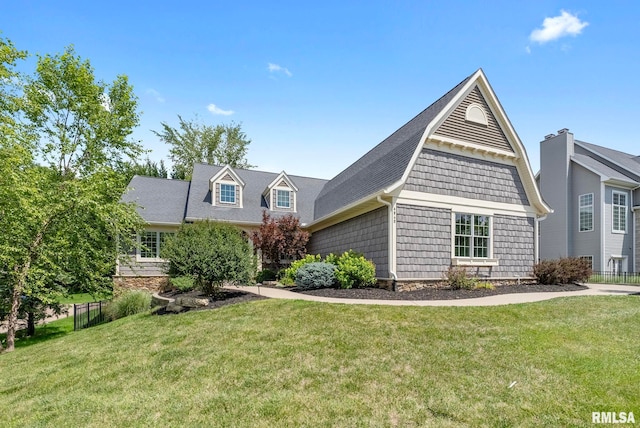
[579,256,593,270]
[139,231,172,259]
[579,193,593,232]
[612,191,627,232]
[454,214,490,258]
[276,189,291,208]
[220,183,236,204]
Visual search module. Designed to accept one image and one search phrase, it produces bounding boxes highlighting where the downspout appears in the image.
[377,196,397,291]
[631,185,640,272]
[535,214,548,263]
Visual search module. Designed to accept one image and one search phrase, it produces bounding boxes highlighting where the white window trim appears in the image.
[578,193,594,232]
[612,190,627,234]
[137,231,172,261]
[275,188,292,209]
[450,213,498,266]
[219,181,238,205]
[579,255,594,270]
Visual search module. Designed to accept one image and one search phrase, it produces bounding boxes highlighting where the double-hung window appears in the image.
[454,214,490,258]
[579,193,593,232]
[220,183,236,204]
[612,191,627,233]
[276,189,291,208]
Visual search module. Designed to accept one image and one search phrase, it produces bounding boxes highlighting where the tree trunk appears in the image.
[27,312,35,337]
[5,278,24,352]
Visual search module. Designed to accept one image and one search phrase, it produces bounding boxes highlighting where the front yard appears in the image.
[1,295,638,427]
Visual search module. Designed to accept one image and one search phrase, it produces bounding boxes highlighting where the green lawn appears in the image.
[1,296,639,427]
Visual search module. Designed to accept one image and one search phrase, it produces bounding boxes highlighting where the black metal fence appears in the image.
[589,271,640,285]
[74,301,108,331]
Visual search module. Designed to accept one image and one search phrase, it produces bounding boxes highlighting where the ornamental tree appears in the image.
[251,212,310,271]
[0,42,143,352]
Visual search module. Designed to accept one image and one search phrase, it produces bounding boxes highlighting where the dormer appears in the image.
[209,165,245,208]
[263,171,298,212]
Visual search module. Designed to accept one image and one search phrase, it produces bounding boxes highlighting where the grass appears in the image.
[1,296,639,427]
[589,273,640,285]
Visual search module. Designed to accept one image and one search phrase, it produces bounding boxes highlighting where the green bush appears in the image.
[329,250,377,289]
[281,254,322,285]
[444,266,476,290]
[474,281,495,290]
[169,276,195,292]
[295,262,336,290]
[105,290,152,320]
[533,258,592,285]
[161,221,256,295]
[256,269,277,283]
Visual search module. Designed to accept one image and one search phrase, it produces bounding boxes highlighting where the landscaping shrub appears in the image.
[444,266,476,290]
[474,281,495,290]
[161,221,256,295]
[327,250,377,289]
[533,257,592,285]
[295,262,336,290]
[280,254,322,285]
[256,269,277,284]
[169,276,195,292]
[105,290,151,320]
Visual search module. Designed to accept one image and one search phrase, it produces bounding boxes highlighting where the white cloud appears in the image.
[146,88,165,103]
[207,103,234,116]
[529,10,588,44]
[267,63,292,77]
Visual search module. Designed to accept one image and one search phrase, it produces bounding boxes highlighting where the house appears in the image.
[118,69,550,291]
[538,129,640,273]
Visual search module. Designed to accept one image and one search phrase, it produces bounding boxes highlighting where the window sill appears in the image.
[452,258,499,267]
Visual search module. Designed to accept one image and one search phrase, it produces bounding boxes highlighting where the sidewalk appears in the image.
[227,283,639,307]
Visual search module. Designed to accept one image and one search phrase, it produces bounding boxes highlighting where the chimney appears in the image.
[557,128,569,134]
[544,134,556,140]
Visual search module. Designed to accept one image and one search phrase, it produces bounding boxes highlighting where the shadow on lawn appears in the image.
[1,317,74,350]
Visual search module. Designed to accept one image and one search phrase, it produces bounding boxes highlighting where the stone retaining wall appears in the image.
[113,276,170,293]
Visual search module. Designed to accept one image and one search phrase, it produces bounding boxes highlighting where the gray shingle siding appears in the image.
[636,210,640,272]
[396,205,451,279]
[434,85,514,153]
[492,215,535,278]
[405,149,529,205]
[307,207,389,278]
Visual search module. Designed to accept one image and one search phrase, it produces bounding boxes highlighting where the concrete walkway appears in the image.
[226,283,639,307]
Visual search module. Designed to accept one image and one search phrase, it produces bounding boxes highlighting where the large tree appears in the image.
[153,115,254,180]
[0,43,143,352]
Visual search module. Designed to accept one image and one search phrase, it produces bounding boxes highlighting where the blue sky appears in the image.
[3,1,639,179]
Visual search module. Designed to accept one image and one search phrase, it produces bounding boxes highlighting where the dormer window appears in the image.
[264,171,298,213]
[220,183,237,204]
[209,165,245,208]
[276,189,291,208]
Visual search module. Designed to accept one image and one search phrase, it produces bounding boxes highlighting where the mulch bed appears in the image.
[154,283,589,314]
[292,282,589,301]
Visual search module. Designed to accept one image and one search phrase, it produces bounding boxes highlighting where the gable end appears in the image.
[433,85,514,153]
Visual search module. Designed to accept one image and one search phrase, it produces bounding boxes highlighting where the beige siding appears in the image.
[433,85,514,153]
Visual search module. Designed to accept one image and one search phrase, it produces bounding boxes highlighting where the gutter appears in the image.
[377,196,398,291]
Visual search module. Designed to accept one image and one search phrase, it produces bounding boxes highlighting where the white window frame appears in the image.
[219,182,237,204]
[451,213,498,266]
[579,255,593,270]
[275,189,291,208]
[612,190,627,233]
[138,231,173,260]
[579,193,594,232]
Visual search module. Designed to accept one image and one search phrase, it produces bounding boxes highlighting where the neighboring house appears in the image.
[538,129,640,273]
[118,69,550,291]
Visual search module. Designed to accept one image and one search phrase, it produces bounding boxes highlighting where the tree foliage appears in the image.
[0,41,143,352]
[153,115,254,180]
[160,221,255,295]
[251,212,309,271]
[118,157,169,183]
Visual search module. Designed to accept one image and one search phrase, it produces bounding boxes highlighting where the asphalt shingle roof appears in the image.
[122,176,190,224]
[571,153,638,184]
[313,72,474,219]
[185,163,328,225]
[575,140,640,183]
